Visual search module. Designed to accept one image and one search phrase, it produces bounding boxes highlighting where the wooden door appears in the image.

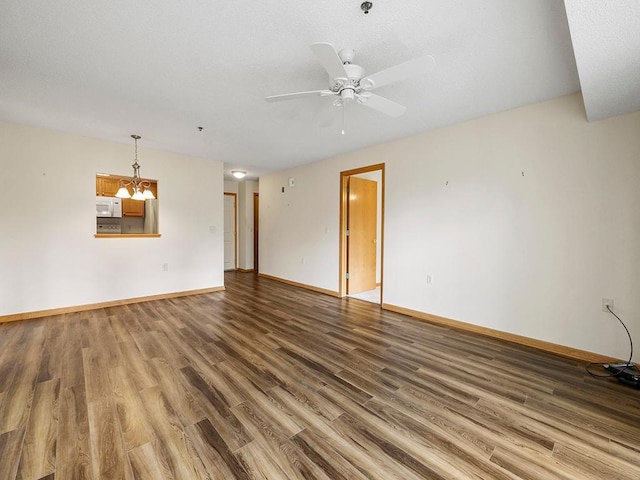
[347,176,377,294]
[223,193,237,271]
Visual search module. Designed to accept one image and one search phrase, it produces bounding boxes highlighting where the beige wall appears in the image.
[259,94,640,361]
[0,122,225,316]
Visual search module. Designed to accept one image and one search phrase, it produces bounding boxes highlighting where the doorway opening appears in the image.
[223,192,237,271]
[339,163,384,304]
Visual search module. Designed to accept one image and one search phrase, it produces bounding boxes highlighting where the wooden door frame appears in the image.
[224,192,238,270]
[253,192,259,273]
[339,163,385,302]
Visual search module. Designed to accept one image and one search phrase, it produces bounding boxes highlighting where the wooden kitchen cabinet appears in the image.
[122,196,145,217]
[96,176,121,196]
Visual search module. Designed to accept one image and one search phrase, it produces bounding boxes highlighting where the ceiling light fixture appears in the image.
[232,170,247,179]
[115,135,155,201]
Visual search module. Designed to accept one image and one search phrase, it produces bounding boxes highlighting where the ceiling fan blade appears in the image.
[358,93,406,118]
[310,42,348,80]
[360,55,435,90]
[265,90,335,102]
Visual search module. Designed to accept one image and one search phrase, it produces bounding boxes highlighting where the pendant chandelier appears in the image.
[116,134,155,201]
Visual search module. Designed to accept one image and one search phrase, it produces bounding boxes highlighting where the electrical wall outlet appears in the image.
[602,298,614,312]
[426,275,432,285]
[163,263,169,272]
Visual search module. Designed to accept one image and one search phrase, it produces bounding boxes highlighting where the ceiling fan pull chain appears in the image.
[342,102,346,135]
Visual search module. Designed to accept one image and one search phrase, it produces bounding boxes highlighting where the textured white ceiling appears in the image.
[564,0,640,121]
[0,1,632,179]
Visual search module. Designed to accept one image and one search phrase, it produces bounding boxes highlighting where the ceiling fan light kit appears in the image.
[265,42,435,132]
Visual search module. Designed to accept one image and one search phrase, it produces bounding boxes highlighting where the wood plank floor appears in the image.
[1,271,639,479]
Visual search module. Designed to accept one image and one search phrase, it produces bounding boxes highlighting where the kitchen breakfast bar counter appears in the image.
[94,234,162,238]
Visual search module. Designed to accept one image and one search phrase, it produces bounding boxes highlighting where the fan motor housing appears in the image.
[345,64,365,80]
[331,64,366,91]
[331,49,366,90]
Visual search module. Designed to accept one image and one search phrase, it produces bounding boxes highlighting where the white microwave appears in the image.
[96,196,122,218]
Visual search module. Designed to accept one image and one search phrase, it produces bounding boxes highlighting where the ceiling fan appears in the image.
[266,42,435,120]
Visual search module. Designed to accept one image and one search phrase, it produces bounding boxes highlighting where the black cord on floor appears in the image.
[585,305,634,379]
